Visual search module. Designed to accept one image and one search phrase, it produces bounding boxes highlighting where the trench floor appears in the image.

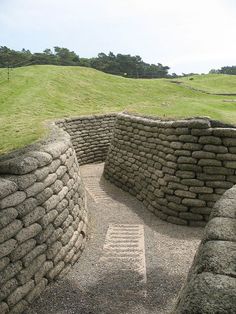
[27,163,203,314]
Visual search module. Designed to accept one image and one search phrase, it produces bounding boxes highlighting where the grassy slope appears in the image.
[178,74,236,94]
[0,65,236,154]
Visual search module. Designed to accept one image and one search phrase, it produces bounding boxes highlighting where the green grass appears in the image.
[0,65,236,154]
[178,74,236,94]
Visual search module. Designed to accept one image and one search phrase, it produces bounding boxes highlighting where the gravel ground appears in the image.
[26,163,203,314]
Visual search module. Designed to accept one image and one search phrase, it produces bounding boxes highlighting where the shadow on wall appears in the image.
[26,266,183,314]
[56,114,117,165]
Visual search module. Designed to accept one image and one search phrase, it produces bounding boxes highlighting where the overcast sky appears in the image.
[0,0,236,74]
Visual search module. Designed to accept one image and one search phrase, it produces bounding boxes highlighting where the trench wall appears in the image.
[104,113,236,226]
[0,112,235,313]
[0,126,88,314]
[173,185,236,313]
[56,114,117,165]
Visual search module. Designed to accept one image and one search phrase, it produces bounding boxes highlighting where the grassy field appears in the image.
[0,65,236,154]
[178,74,236,94]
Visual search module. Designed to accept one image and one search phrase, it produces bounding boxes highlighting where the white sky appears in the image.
[0,0,236,74]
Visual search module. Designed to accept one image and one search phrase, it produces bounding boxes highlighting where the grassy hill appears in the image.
[178,74,236,94]
[0,65,236,154]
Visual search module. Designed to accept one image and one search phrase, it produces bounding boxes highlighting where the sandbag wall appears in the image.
[104,113,236,226]
[173,185,236,313]
[0,127,87,314]
[56,114,117,165]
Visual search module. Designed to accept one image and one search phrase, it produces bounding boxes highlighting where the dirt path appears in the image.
[27,163,202,314]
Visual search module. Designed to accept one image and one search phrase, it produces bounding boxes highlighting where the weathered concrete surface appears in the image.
[26,163,202,314]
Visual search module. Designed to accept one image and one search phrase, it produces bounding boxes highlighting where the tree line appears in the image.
[0,46,172,78]
[210,66,236,75]
[1,46,235,78]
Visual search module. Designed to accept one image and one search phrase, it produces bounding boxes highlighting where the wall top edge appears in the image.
[0,123,71,175]
[118,112,236,129]
[56,113,118,123]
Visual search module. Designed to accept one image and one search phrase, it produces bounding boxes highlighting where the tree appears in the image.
[209,66,236,75]
[79,57,91,67]
[43,48,53,55]
[209,69,220,74]
[31,52,57,65]
[0,46,171,78]
[89,52,170,78]
[54,47,79,65]
[0,46,31,67]
[219,66,236,75]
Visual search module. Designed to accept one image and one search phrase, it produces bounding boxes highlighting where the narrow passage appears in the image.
[27,163,202,314]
